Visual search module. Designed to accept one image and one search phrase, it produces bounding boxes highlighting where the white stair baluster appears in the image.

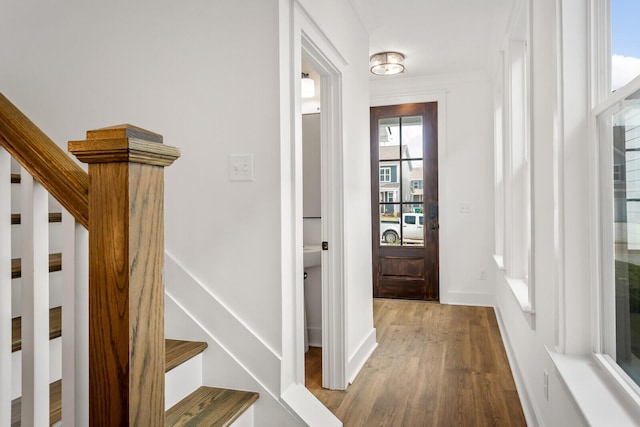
[62,210,89,426]
[0,148,11,427]
[20,171,50,426]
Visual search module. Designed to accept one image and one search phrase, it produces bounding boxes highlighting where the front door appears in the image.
[370,103,439,300]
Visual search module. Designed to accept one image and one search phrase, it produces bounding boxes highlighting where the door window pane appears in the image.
[380,204,400,246]
[403,160,423,203]
[379,118,400,159]
[379,161,400,205]
[377,116,425,247]
[401,205,424,245]
[401,116,423,159]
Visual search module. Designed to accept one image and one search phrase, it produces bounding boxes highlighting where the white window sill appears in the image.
[505,276,533,314]
[493,254,505,270]
[547,349,640,426]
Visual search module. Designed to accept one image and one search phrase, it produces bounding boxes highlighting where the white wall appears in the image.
[371,72,497,307]
[1,0,375,422]
[490,0,632,425]
[1,0,285,351]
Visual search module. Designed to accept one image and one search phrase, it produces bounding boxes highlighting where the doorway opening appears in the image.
[301,62,323,390]
[370,103,439,301]
[295,34,346,391]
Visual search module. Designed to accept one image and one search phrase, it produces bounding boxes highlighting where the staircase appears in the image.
[1,93,259,426]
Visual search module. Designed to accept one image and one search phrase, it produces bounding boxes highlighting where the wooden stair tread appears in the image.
[11,339,215,425]
[11,379,61,427]
[166,339,208,372]
[165,386,259,427]
[11,212,62,224]
[11,252,62,279]
[12,306,62,352]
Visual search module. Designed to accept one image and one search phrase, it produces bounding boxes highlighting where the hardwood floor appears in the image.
[305,299,526,426]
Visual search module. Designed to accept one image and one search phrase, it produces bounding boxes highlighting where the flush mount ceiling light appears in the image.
[301,72,315,98]
[369,52,405,76]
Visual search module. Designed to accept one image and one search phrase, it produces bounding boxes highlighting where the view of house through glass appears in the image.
[377,116,424,246]
[608,88,640,385]
[600,0,640,389]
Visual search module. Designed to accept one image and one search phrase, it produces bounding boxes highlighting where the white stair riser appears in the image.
[14,340,214,415]
[12,337,62,400]
[165,352,203,410]
[11,271,62,318]
[231,405,254,427]
[10,209,63,258]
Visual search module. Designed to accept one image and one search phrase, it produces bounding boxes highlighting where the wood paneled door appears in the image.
[370,103,439,300]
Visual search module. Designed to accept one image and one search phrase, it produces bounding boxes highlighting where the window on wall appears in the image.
[380,166,392,182]
[611,0,640,91]
[494,95,505,260]
[597,0,640,393]
[494,0,533,314]
[506,37,531,284]
[599,88,640,390]
[381,191,395,203]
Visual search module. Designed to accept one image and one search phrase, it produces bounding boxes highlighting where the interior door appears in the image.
[370,102,438,300]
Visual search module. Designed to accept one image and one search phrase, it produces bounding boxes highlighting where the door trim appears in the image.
[290,3,347,391]
[301,38,346,390]
[370,102,439,300]
[371,92,449,303]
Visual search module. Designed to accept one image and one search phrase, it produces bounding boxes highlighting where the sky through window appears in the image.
[612,0,640,90]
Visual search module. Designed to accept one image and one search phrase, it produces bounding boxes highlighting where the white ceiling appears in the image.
[302,0,506,111]
[354,0,504,79]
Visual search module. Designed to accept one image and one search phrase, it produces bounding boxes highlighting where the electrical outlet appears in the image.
[480,270,487,280]
[229,154,254,181]
[543,370,549,401]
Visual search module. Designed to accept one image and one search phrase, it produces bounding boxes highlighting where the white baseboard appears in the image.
[307,326,322,348]
[164,253,281,395]
[441,290,496,307]
[164,253,303,426]
[281,382,341,427]
[348,328,377,384]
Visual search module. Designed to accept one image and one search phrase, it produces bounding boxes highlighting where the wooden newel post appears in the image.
[69,125,180,426]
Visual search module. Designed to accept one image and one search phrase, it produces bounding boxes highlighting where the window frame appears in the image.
[379,166,392,183]
[595,80,640,403]
[592,0,640,404]
[380,190,395,203]
[494,0,534,318]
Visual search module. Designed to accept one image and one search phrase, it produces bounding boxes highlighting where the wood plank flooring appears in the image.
[305,299,526,426]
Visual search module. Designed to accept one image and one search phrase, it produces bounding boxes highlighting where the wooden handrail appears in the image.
[0,93,89,228]
[1,93,180,423]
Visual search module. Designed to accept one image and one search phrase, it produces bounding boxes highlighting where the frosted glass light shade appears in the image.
[301,76,315,98]
[370,52,405,76]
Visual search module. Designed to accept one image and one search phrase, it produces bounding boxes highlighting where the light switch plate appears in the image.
[459,202,472,213]
[229,154,254,181]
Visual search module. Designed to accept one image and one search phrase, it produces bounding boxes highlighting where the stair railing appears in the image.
[0,147,14,425]
[0,93,179,426]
